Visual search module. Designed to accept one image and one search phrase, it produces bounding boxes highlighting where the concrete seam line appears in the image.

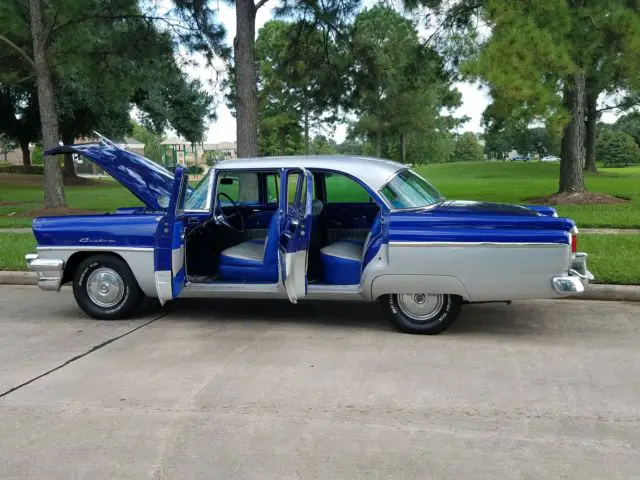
[0,309,172,399]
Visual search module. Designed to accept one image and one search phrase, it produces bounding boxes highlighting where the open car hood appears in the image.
[46,143,175,211]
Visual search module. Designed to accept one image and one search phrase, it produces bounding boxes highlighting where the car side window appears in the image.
[266,173,279,203]
[217,171,259,204]
[325,173,371,203]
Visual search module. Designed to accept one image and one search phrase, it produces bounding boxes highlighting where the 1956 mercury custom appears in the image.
[26,136,593,334]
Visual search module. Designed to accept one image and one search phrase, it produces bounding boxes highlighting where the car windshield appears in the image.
[184,170,211,210]
[380,169,443,209]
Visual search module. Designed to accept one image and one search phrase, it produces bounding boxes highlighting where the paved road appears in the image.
[1,286,639,479]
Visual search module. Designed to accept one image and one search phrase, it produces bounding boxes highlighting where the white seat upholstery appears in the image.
[220,240,265,262]
[319,241,362,261]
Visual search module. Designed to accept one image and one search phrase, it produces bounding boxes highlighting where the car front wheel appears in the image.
[73,254,143,320]
[380,293,462,334]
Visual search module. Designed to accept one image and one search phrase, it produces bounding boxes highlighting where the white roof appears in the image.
[214,155,405,191]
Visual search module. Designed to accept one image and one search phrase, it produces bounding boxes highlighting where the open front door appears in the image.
[154,166,189,305]
[279,168,314,303]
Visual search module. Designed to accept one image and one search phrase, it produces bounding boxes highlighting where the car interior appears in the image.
[184,169,382,286]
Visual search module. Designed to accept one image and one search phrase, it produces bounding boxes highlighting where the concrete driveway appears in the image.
[1,285,639,479]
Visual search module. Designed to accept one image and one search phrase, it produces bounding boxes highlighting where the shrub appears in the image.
[188,165,204,175]
[452,132,484,162]
[597,129,640,167]
[0,164,45,175]
[31,145,44,165]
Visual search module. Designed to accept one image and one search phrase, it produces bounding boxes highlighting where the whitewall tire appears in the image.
[380,293,462,334]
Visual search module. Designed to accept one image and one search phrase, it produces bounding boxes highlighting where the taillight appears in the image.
[570,226,578,253]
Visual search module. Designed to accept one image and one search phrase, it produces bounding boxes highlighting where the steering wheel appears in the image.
[215,192,245,233]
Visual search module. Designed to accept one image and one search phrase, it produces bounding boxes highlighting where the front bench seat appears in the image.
[320,212,382,285]
[218,210,281,282]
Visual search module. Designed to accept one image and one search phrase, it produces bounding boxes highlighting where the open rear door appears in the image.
[154,165,189,305]
[279,168,314,303]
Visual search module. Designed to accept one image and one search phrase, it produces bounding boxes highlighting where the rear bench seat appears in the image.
[319,212,381,285]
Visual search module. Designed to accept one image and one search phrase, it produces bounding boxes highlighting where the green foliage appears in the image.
[615,111,640,147]
[0,0,216,147]
[309,136,338,155]
[347,6,461,163]
[253,20,346,155]
[0,86,40,157]
[597,129,640,167]
[31,146,44,165]
[452,132,484,162]
[0,134,18,160]
[0,163,44,174]
[131,122,164,163]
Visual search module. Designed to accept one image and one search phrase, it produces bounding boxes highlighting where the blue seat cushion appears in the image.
[217,263,278,283]
[320,241,362,285]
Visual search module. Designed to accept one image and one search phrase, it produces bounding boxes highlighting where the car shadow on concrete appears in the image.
[167,298,392,332]
[152,298,555,337]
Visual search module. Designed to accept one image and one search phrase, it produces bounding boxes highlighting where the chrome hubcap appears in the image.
[397,293,444,322]
[86,268,125,308]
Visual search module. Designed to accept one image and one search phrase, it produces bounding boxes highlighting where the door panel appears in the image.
[279,168,313,303]
[324,203,379,243]
[154,165,189,305]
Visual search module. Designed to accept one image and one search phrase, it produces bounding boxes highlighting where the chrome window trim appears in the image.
[389,241,567,248]
[183,168,215,213]
[37,246,154,252]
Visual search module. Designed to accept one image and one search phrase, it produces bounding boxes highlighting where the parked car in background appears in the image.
[26,137,593,334]
[541,155,560,162]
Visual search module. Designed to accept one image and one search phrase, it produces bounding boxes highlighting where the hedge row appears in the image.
[0,164,45,175]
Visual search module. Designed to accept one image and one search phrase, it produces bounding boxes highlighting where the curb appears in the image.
[571,284,640,303]
[0,271,37,285]
[1,271,639,302]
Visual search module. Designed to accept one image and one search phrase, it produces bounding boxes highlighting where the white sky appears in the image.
[176,2,619,144]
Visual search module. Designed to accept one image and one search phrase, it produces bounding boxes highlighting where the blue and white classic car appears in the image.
[26,137,593,334]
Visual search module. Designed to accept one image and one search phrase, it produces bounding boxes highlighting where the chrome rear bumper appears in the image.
[552,252,595,294]
[25,253,64,291]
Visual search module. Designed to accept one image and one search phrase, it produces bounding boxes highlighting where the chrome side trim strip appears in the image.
[37,246,154,252]
[389,241,566,248]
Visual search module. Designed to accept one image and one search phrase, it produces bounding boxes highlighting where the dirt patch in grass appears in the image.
[527,192,629,205]
[16,207,100,217]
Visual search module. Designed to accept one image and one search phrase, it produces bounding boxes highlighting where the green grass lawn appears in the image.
[1,231,637,285]
[2,161,640,229]
[0,233,36,270]
[415,162,640,229]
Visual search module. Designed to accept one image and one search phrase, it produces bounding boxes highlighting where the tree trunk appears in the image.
[62,133,77,178]
[20,141,31,171]
[29,0,66,208]
[375,131,381,158]
[558,71,586,194]
[303,100,310,155]
[399,134,406,163]
[234,0,258,158]
[584,91,598,173]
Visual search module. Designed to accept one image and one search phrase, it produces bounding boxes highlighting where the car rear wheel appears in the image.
[380,293,462,334]
[73,254,143,320]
